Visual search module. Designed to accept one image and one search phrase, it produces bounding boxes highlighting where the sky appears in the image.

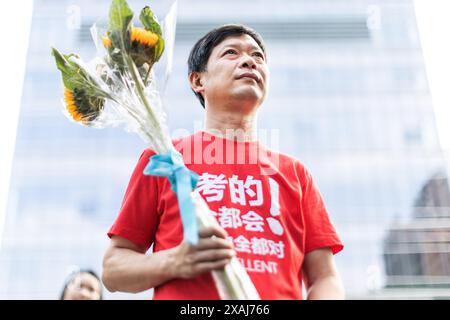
[0,1,34,247]
[414,1,450,178]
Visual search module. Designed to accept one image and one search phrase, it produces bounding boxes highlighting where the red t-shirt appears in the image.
[108,130,343,299]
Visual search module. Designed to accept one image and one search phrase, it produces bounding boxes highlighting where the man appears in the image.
[102,24,344,299]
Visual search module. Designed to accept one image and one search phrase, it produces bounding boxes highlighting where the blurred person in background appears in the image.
[60,269,103,300]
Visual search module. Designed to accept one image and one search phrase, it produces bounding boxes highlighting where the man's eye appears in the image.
[253,52,264,59]
[224,49,236,55]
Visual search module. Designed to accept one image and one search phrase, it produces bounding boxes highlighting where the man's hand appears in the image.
[102,224,235,293]
[168,224,236,279]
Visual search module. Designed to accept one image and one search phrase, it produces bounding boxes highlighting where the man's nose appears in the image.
[240,54,257,69]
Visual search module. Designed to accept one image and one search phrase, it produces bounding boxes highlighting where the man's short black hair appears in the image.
[187,24,266,108]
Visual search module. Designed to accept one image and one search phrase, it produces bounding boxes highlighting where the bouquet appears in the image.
[51,0,260,300]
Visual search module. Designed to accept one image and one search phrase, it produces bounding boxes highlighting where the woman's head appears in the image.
[60,269,103,300]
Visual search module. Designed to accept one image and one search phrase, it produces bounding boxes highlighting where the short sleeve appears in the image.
[300,166,344,255]
[107,149,160,251]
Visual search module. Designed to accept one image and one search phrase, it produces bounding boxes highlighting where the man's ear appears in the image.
[189,72,204,95]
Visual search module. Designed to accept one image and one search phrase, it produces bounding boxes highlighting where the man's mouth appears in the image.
[236,72,260,83]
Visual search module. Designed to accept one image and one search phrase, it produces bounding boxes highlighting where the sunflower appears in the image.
[102,35,112,49]
[102,27,159,67]
[102,27,159,48]
[63,87,105,123]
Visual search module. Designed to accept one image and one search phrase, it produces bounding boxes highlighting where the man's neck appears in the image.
[203,109,258,142]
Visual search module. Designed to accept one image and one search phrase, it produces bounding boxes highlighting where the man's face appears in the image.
[196,34,269,111]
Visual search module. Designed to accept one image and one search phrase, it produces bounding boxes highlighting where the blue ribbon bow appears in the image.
[143,148,199,244]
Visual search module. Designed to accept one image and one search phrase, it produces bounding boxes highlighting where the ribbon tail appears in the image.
[175,168,199,244]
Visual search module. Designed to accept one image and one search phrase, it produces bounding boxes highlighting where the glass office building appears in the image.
[0,0,448,299]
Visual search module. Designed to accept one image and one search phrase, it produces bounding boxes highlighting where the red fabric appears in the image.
[108,131,343,300]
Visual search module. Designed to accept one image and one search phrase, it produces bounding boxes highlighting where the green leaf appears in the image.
[51,47,68,72]
[51,47,79,90]
[139,6,162,36]
[109,0,134,34]
[154,37,164,62]
[51,47,107,98]
[51,48,77,72]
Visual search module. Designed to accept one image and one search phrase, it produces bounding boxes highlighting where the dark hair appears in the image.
[187,23,266,108]
[60,269,103,300]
